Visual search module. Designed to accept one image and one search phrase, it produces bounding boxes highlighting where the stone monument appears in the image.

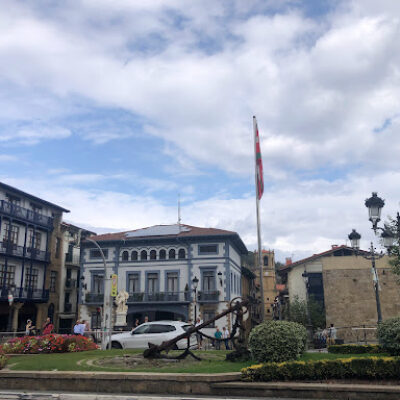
[115,290,129,328]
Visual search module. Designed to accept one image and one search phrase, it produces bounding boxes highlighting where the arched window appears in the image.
[150,250,157,260]
[178,249,186,259]
[122,251,129,261]
[131,251,138,261]
[159,249,166,260]
[168,249,176,259]
[263,256,269,266]
[141,250,148,260]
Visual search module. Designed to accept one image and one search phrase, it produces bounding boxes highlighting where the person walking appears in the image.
[328,323,337,346]
[222,326,230,350]
[195,318,203,349]
[214,328,222,350]
[73,320,82,335]
[42,317,54,335]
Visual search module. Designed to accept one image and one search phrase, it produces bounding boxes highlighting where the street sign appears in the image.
[111,274,118,297]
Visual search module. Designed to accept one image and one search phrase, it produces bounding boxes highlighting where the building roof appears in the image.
[86,223,248,254]
[279,245,370,272]
[0,181,70,213]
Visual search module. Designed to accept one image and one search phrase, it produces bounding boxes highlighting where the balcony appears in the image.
[85,292,104,303]
[65,279,77,289]
[65,251,80,266]
[0,200,54,228]
[0,286,49,302]
[127,291,190,303]
[0,241,50,262]
[198,290,220,303]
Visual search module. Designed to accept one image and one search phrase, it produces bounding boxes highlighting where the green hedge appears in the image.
[328,344,385,354]
[378,317,400,355]
[242,357,400,381]
[248,321,306,363]
[0,353,7,370]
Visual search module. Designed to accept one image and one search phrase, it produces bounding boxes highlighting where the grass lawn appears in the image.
[5,350,391,373]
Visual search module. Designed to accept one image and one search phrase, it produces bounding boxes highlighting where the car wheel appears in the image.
[112,341,122,349]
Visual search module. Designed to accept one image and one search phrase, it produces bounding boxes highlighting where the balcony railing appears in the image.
[0,241,50,262]
[0,286,49,302]
[85,293,104,303]
[127,291,190,303]
[0,200,54,228]
[65,279,77,289]
[198,290,220,302]
[65,251,80,266]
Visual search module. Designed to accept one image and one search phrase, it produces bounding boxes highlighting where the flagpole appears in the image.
[253,116,265,322]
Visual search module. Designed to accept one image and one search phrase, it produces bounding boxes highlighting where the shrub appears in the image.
[242,356,400,381]
[0,351,7,370]
[0,334,98,354]
[377,317,400,356]
[287,295,326,330]
[328,344,385,354]
[248,320,306,363]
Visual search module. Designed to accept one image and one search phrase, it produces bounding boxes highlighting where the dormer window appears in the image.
[122,251,129,261]
[178,249,186,259]
[131,251,138,261]
[159,249,166,259]
[168,249,176,259]
[141,250,148,260]
[150,250,157,260]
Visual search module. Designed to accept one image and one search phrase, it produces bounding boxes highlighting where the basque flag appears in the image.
[254,116,264,200]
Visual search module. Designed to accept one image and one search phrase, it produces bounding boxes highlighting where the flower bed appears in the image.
[241,357,400,381]
[0,334,98,354]
[328,344,385,354]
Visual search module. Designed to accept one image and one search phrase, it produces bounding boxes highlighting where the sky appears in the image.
[1,0,400,262]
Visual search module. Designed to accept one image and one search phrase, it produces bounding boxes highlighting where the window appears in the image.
[0,265,15,286]
[28,230,41,250]
[128,274,139,293]
[150,250,157,260]
[202,271,215,291]
[230,273,233,291]
[132,324,150,334]
[122,251,129,261]
[178,249,186,259]
[263,256,269,266]
[50,271,57,292]
[147,273,158,293]
[159,249,166,259]
[199,244,218,254]
[3,222,19,245]
[167,272,178,293]
[90,249,108,259]
[148,324,176,333]
[91,312,102,329]
[168,249,176,259]
[30,203,42,214]
[141,250,147,260]
[202,310,216,327]
[25,268,38,290]
[6,194,20,206]
[93,274,104,294]
[131,251,138,261]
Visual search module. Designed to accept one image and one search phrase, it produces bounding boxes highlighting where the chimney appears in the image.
[285,257,292,266]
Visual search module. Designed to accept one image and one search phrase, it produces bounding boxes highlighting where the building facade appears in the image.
[58,223,95,333]
[79,224,248,335]
[0,182,69,332]
[279,245,400,342]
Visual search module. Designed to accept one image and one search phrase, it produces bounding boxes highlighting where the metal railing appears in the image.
[127,291,190,303]
[65,279,77,289]
[0,286,49,301]
[0,200,54,228]
[0,241,49,261]
[65,251,80,265]
[198,290,220,302]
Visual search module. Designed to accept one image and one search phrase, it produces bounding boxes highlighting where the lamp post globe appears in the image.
[348,229,361,249]
[365,192,385,232]
[381,226,396,250]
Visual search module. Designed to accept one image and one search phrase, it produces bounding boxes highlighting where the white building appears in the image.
[79,224,248,334]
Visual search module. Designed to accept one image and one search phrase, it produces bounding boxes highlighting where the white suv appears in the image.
[110,320,197,349]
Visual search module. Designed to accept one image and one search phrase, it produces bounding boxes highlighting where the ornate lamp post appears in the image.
[192,276,199,321]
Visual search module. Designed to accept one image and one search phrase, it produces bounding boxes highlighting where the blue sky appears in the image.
[1,0,400,262]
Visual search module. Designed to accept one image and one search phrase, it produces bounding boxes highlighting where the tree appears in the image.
[285,296,326,330]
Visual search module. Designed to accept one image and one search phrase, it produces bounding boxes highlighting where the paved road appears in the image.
[0,391,325,400]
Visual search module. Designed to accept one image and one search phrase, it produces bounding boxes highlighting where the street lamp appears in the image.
[192,276,199,321]
[86,238,112,350]
[7,283,17,333]
[365,192,385,233]
[348,229,361,249]
[301,271,314,348]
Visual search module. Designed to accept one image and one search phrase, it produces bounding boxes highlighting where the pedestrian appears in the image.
[328,323,337,346]
[214,327,222,350]
[322,327,328,347]
[82,320,90,337]
[135,319,140,327]
[73,320,81,335]
[222,326,230,350]
[42,317,54,335]
[144,315,149,323]
[195,317,203,349]
[25,319,35,336]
